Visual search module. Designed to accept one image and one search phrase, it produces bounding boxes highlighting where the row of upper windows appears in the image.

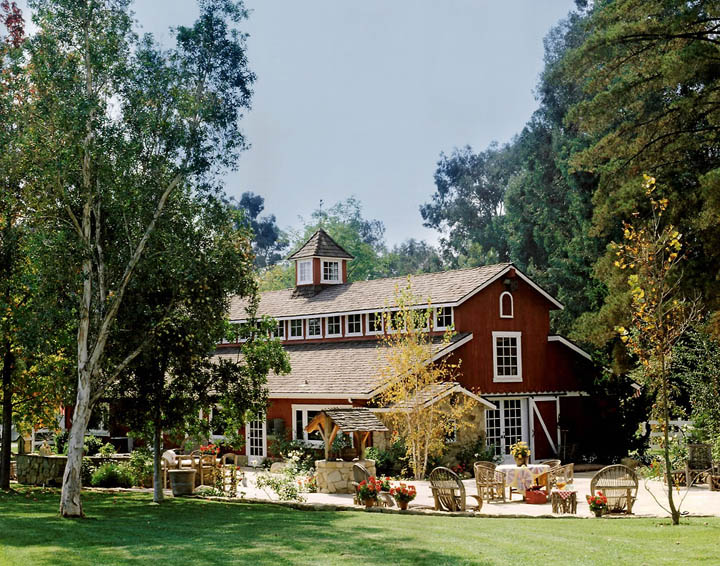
[277,307,454,340]
[297,259,341,285]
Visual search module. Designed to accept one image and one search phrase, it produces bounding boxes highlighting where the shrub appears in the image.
[90,462,136,488]
[98,442,116,458]
[365,437,408,477]
[81,457,95,485]
[83,435,103,456]
[255,472,305,502]
[454,434,499,469]
[54,430,69,454]
[195,485,224,497]
[129,448,153,486]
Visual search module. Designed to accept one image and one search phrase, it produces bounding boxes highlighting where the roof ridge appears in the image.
[250,262,513,295]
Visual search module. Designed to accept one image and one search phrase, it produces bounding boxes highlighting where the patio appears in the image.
[233,469,720,518]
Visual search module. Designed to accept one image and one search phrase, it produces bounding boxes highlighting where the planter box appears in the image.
[168,469,196,496]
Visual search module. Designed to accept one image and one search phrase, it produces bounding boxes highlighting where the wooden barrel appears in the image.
[168,469,196,496]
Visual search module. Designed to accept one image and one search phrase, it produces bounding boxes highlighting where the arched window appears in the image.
[500,291,514,318]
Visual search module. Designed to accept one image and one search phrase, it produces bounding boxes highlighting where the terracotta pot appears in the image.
[514,456,529,467]
[593,508,604,518]
[363,498,376,509]
[398,500,409,511]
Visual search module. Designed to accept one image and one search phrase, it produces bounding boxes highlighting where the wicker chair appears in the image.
[161,450,180,488]
[546,463,574,490]
[429,466,482,512]
[590,464,638,514]
[710,462,720,492]
[351,463,394,507]
[190,450,218,486]
[539,459,561,469]
[473,461,506,502]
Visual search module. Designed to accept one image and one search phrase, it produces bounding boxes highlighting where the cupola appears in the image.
[287,229,354,287]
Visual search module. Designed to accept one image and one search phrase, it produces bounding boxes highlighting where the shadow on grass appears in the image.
[0,488,491,566]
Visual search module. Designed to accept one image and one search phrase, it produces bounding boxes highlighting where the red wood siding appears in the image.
[532,400,558,460]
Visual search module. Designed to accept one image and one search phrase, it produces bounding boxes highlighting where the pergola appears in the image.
[305,407,389,460]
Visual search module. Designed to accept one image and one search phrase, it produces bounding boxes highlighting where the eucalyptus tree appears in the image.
[25,0,256,517]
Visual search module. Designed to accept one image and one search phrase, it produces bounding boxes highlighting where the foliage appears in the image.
[364,438,408,478]
[671,329,720,460]
[612,177,701,525]
[90,462,136,488]
[195,485,224,497]
[453,435,499,469]
[98,443,116,458]
[128,448,153,484]
[254,471,304,502]
[80,457,95,486]
[53,430,69,455]
[355,476,382,501]
[376,283,477,480]
[233,192,288,268]
[269,435,318,471]
[389,483,417,504]
[82,436,103,457]
[509,441,531,459]
[330,432,351,458]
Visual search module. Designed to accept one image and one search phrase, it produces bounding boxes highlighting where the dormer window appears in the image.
[297,260,313,285]
[322,260,340,283]
[289,319,304,339]
[500,292,514,318]
[326,316,342,337]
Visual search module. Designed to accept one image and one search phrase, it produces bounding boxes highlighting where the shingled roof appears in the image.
[213,332,473,398]
[230,263,513,320]
[287,229,354,260]
[308,408,389,433]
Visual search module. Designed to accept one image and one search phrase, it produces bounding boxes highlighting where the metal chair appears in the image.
[429,466,482,512]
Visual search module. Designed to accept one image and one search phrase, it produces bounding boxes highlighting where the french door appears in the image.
[245,419,266,466]
[485,398,528,464]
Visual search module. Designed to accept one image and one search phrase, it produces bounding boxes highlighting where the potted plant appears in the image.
[389,483,417,511]
[379,476,392,492]
[510,441,531,466]
[356,476,382,508]
[586,492,608,517]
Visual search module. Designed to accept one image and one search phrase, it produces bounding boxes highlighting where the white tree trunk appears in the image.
[153,424,164,503]
[59,369,92,517]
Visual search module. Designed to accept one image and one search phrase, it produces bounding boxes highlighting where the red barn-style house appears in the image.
[216,229,597,466]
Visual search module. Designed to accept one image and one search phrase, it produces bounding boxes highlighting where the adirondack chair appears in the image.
[429,466,482,512]
[590,464,638,514]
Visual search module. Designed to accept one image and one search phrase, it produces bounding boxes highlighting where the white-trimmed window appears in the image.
[208,405,227,441]
[500,292,514,318]
[307,317,322,338]
[297,260,313,284]
[322,260,340,283]
[346,313,362,336]
[273,320,285,339]
[492,331,522,382]
[289,319,304,339]
[386,310,404,334]
[293,404,350,445]
[434,307,453,330]
[326,316,342,337]
[366,312,383,335]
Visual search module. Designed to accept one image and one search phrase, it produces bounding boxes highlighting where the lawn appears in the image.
[1,488,719,566]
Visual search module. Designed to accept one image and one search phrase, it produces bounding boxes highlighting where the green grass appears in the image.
[1,488,719,566]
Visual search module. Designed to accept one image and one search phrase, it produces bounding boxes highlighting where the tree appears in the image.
[233,192,287,268]
[111,194,288,503]
[376,283,476,480]
[564,0,720,345]
[25,0,256,517]
[421,145,514,266]
[613,176,701,525]
[383,239,444,277]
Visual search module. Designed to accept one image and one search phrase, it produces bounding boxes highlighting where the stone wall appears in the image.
[16,454,131,486]
[315,459,376,494]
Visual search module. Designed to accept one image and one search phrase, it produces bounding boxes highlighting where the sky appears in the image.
[20,0,578,246]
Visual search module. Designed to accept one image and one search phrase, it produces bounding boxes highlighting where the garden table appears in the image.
[550,487,577,514]
[497,464,550,500]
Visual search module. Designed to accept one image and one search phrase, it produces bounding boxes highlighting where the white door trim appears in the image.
[245,419,267,466]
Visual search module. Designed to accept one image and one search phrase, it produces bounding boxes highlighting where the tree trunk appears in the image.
[153,422,163,503]
[0,342,14,490]
[661,358,680,525]
[59,370,93,517]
